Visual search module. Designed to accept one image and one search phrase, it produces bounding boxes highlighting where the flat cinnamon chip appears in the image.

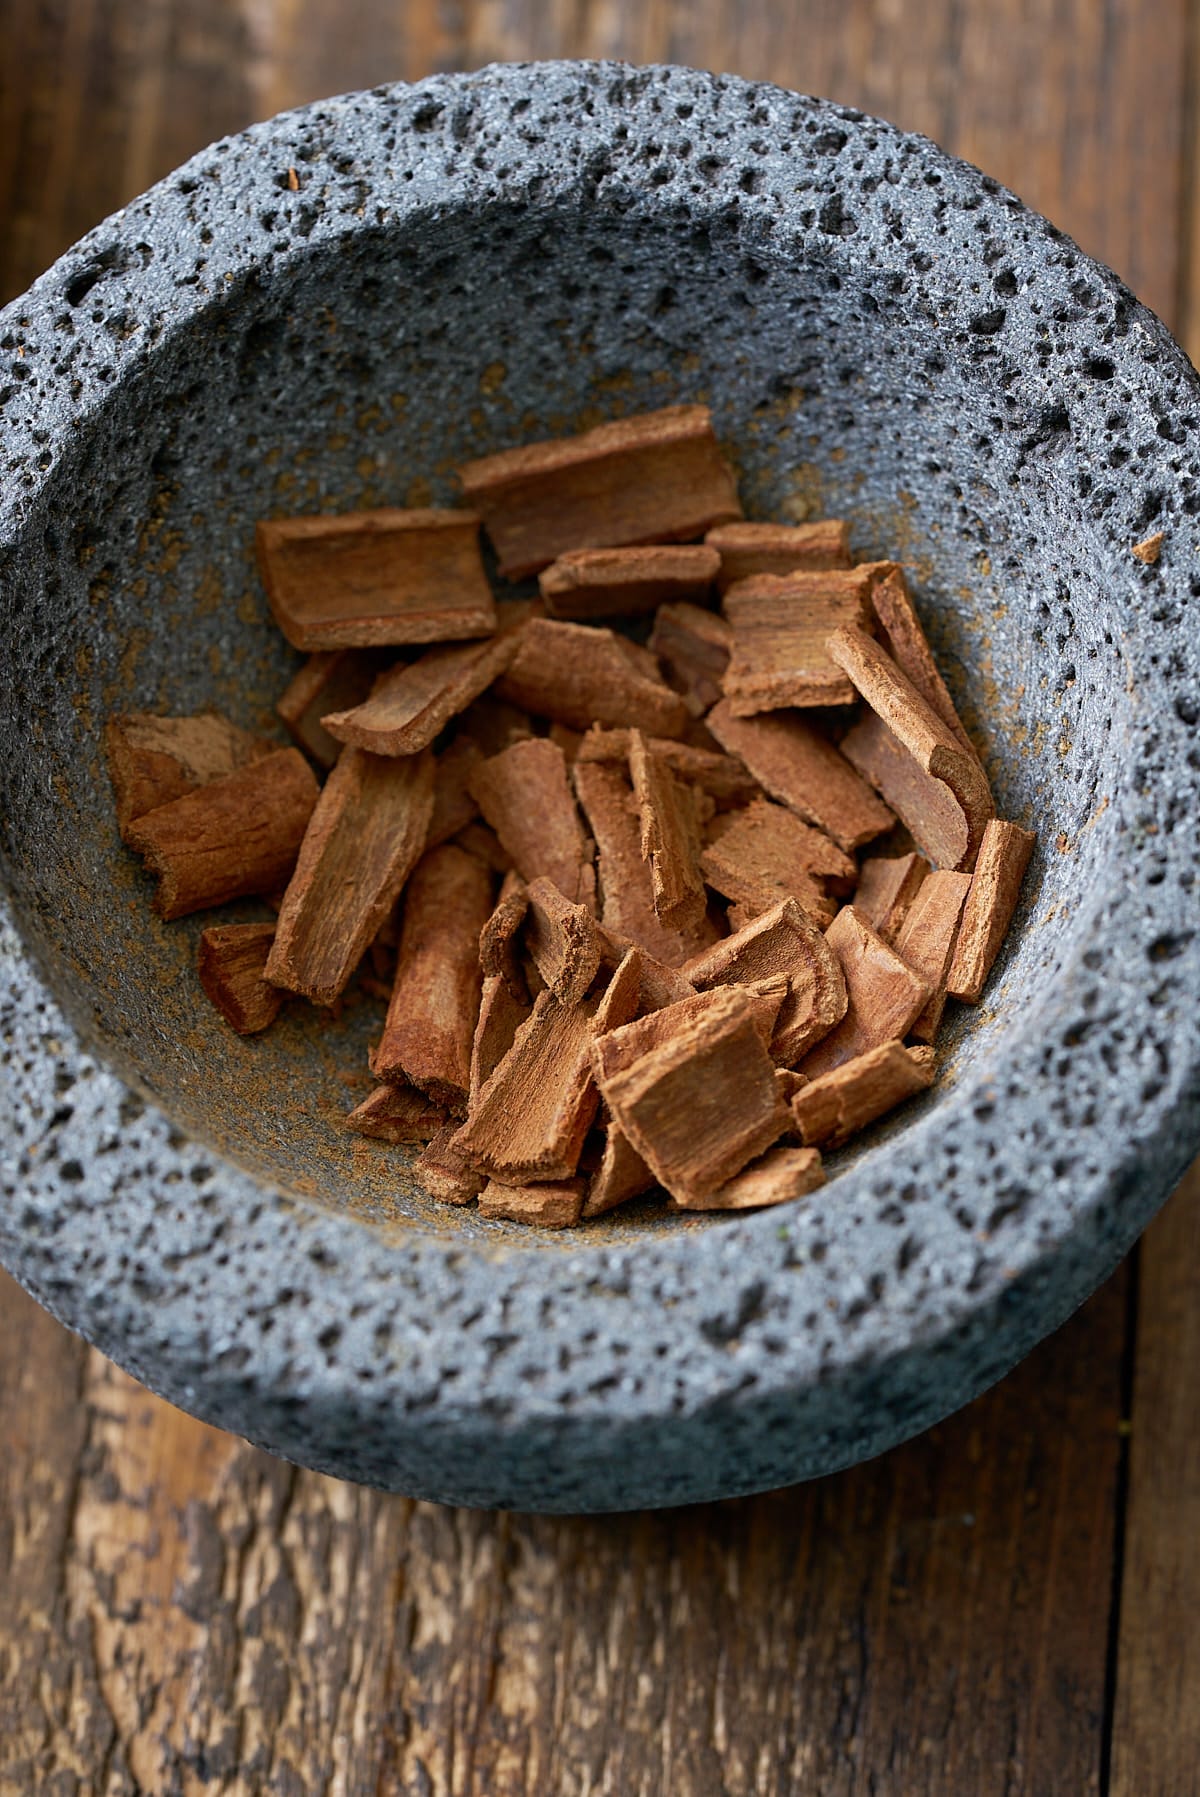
[700,797,853,926]
[839,713,973,872]
[197,922,283,1034]
[345,1081,446,1145]
[722,567,875,712]
[828,624,994,870]
[577,726,757,804]
[275,650,387,769]
[706,519,852,591]
[478,869,530,1002]
[581,1121,656,1219]
[524,876,604,1003]
[540,544,720,620]
[854,852,930,942]
[649,600,733,712]
[684,898,848,1067]
[371,844,492,1111]
[594,986,790,1206]
[415,1125,486,1205]
[629,730,708,930]
[478,1178,586,1228]
[470,738,595,909]
[705,699,894,851]
[106,711,276,837]
[573,760,719,967]
[800,906,933,1079]
[265,746,434,1004]
[469,973,530,1108]
[676,1143,825,1211]
[792,1039,935,1150]
[869,566,980,764]
[497,618,690,736]
[893,869,972,1042]
[321,631,519,756]
[255,507,497,649]
[125,748,320,921]
[593,983,786,1089]
[457,404,743,579]
[946,819,1037,1002]
[451,955,640,1184]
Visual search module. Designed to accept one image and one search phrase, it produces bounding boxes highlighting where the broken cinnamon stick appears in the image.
[197,922,283,1034]
[320,631,519,756]
[457,404,743,579]
[477,1178,586,1228]
[946,819,1037,1002]
[700,797,853,926]
[265,746,434,1004]
[573,760,720,966]
[479,869,530,1002]
[124,748,320,921]
[684,898,848,1066]
[828,624,994,870]
[451,954,640,1184]
[275,650,387,770]
[581,1120,657,1219]
[414,1125,487,1205]
[675,1143,826,1211]
[256,507,497,649]
[592,982,788,1088]
[854,851,931,943]
[470,738,596,909]
[799,906,933,1079]
[106,711,276,837]
[497,618,690,737]
[371,843,493,1111]
[893,869,972,1042]
[706,519,852,591]
[869,565,980,765]
[722,566,875,712]
[577,726,757,805]
[595,985,790,1206]
[524,876,605,1004]
[649,600,733,713]
[469,973,530,1108]
[345,1081,447,1144]
[705,699,895,851]
[792,1039,935,1150]
[539,544,720,619]
[629,730,708,930]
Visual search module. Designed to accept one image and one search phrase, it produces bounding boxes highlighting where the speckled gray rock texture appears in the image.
[2,61,1199,1511]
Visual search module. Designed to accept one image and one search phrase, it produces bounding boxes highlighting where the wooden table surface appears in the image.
[3,3,1199,1792]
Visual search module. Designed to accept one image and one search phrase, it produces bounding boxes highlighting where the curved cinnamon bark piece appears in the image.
[683,898,848,1067]
[799,906,933,1079]
[722,567,875,712]
[706,519,852,590]
[457,404,742,579]
[197,922,282,1035]
[469,738,596,910]
[107,710,277,837]
[706,699,894,851]
[628,730,708,931]
[372,844,493,1113]
[321,632,519,756]
[256,507,496,649]
[265,746,434,1004]
[540,544,719,619]
[827,623,994,870]
[868,566,981,766]
[946,819,1037,1002]
[125,748,319,921]
[792,1039,935,1150]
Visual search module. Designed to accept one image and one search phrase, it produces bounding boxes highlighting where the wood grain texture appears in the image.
[0,0,1196,1790]
[0,1262,1125,1795]
[1110,1170,1200,1797]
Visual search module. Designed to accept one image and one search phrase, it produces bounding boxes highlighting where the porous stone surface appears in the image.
[2,62,1199,1510]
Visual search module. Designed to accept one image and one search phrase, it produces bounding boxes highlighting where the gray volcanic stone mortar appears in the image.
[2,62,1200,1511]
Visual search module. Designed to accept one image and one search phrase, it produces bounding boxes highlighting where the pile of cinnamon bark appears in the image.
[108,404,1034,1226]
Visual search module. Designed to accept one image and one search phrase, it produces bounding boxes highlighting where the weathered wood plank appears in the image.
[1110,1169,1200,1797]
[0,1262,1125,1795]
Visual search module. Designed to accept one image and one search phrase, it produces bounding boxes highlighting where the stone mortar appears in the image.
[1,61,1198,1511]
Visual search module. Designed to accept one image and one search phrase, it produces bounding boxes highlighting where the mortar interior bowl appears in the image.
[2,61,1198,1511]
